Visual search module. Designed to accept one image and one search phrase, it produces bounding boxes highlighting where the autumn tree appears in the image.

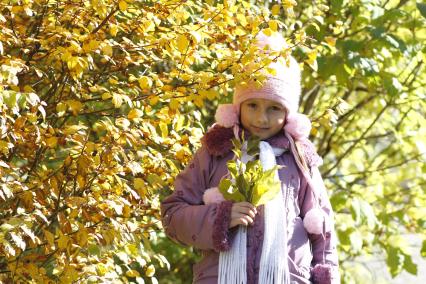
[0,0,425,283]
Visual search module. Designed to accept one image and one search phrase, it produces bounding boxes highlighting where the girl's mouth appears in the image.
[252,126,269,131]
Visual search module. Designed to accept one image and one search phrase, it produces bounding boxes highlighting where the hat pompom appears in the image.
[203,187,226,204]
[284,113,312,141]
[303,207,327,235]
[215,104,239,128]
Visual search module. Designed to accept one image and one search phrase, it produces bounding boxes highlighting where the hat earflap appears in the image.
[215,104,239,128]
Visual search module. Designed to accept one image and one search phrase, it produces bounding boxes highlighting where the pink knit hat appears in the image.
[214,31,311,141]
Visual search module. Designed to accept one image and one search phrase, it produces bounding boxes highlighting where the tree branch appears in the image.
[323,103,390,177]
[91,6,120,35]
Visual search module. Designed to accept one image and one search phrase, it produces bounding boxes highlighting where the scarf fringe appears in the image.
[218,226,247,283]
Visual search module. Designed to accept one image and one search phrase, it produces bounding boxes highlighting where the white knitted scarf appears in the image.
[218,141,290,284]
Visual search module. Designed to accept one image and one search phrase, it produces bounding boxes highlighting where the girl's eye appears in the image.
[271,106,282,111]
[247,103,257,108]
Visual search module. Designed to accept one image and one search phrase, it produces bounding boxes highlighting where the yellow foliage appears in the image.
[0,0,301,282]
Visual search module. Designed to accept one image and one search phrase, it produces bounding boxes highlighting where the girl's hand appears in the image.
[229,202,257,228]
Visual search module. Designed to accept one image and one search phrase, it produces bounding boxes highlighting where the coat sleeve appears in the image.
[160,147,235,252]
[299,167,340,284]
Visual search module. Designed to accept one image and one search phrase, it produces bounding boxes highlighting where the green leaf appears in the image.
[384,77,403,96]
[245,160,258,173]
[218,178,245,202]
[417,2,426,19]
[386,247,404,277]
[330,191,347,212]
[403,254,418,275]
[317,55,349,84]
[218,178,232,193]
[226,160,238,177]
[330,0,343,12]
[251,167,281,206]
[421,240,426,257]
[246,136,260,156]
[235,174,249,200]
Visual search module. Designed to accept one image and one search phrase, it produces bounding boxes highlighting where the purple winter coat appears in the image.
[161,126,339,283]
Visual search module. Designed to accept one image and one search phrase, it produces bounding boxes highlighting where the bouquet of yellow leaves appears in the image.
[218,135,282,206]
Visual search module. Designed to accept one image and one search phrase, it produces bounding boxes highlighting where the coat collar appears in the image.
[201,124,323,168]
[201,124,290,157]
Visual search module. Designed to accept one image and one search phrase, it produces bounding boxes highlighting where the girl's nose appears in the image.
[255,109,268,125]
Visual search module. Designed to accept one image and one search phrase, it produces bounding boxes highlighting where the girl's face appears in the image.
[240,98,287,140]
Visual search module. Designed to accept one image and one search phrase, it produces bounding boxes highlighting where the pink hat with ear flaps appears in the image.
[213,32,329,236]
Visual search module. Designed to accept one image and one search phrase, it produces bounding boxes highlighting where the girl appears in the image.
[160,32,340,284]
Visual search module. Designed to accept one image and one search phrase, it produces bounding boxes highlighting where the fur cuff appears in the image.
[311,263,339,284]
[212,200,233,251]
[203,187,226,204]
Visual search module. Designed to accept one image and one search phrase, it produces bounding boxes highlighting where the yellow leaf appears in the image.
[159,122,168,138]
[262,28,273,36]
[112,93,123,108]
[194,96,204,108]
[102,92,112,100]
[266,67,277,76]
[325,36,336,47]
[63,124,87,135]
[134,178,145,190]
[110,24,118,36]
[75,226,88,246]
[65,196,86,208]
[66,100,83,115]
[145,264,155,277]
[170,99,179,110]
[97,263,107,276]
[101,44,113,57]
[45,137,58,148]
[268,20,278,32]
[306,49,317,65]
[77,175,86,189]
[236,13,247,27]
[138,76,152,89]
[123,205,131,218]
[44,230,55,247]
[56,102,67,117]
[271,4,280,16]
[118,0,127,11]
[126,270,140,278]
[176,34,190,53]
[149,96,159,106]
[57,231,69,250]
[128,108,143,120]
